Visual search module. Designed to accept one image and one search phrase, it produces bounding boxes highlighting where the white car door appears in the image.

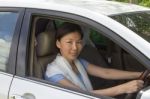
[9,77,99,99]
[0,73,13,99]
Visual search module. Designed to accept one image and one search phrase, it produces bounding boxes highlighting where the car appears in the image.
[0,0,150,99]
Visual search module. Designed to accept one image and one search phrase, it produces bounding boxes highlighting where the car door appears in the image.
[8,8,111,99]
[0,8,24,99]
[9,7,150,99]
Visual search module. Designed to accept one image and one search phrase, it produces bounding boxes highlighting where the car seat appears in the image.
[33,20,57,79]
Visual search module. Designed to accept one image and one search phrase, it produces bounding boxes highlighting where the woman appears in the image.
[45,22,143,97]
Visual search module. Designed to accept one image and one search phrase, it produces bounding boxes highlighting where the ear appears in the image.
[56,40,60,48]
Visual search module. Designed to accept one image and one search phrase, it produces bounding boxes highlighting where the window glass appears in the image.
[111,11,150,43]
[0,12,18,71]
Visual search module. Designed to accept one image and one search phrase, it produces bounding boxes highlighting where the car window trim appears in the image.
[0,7,25,74]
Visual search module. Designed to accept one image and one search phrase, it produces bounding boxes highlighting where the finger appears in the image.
[137,80,144,89]
[137,80,144,84]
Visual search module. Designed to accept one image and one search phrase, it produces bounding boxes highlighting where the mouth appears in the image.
[71,53,78,56]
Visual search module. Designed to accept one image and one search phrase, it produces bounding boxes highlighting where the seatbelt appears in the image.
[106,39,113,65]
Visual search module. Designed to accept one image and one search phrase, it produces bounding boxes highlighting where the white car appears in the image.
[0,0,150,99]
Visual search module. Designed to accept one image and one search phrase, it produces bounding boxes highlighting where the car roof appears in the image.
[48,0,150,15]
[0,0,150,16]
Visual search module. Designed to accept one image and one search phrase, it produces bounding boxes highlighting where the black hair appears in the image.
[56,22,83,41]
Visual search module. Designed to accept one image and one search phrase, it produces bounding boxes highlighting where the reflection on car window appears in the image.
[111,11,150,43]
[0,12,18,71]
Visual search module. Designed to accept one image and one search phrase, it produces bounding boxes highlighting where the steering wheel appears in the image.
[125,70,150,99]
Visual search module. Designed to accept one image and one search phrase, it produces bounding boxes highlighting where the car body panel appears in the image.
[141,89,150,99]
[46,0,150,15]
[0,0,150,15]
[9,76,101,99]
[0,73,13,99]
[137,86,150,99]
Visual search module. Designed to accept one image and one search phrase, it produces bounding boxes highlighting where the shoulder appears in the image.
[79,58,89,64]
[46,61,64,76]
[79,58,88,62]
[79,58,89,69]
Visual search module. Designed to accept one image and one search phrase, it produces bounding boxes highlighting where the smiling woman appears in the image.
[44,22,144,97]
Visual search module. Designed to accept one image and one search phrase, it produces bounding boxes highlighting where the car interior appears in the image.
[27,16,147,98]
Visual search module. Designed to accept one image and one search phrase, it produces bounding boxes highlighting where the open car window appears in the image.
[25,13,148,99]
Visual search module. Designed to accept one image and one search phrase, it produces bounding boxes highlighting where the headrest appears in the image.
[36,31,56,57]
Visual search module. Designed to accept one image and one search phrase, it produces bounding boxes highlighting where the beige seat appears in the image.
[33,21,57,79]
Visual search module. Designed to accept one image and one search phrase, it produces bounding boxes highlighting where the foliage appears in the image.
[114,0,150,7]
[113,0,128,2]
[140,0,150,7]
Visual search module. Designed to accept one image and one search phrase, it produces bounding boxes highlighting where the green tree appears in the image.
[114,0,150,7]
[140,0,150,7]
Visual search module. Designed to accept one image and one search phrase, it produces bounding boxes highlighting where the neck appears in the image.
[59,54,75,65]
[58,53,77,68]
[67,59,74,66]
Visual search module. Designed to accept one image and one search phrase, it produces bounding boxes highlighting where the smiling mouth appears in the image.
[71,53,78,56]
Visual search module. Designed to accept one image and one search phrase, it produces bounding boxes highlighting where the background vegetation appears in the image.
[114,0,150,7]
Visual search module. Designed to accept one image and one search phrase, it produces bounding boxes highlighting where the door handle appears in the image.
[11,93,36,99]
[11,94,24,99]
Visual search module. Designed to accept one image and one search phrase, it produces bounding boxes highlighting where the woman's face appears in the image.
[56,32,83,62]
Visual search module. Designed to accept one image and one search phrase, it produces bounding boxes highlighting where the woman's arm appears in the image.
[91,80,144,97]
[58,77,144,97]
[86,63,142,80]
[58,78,81,90]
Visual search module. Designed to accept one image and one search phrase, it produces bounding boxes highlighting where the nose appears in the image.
[72,42,77,50]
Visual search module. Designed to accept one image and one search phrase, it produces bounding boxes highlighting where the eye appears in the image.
[76,41,82,44]
[66,41,72,44]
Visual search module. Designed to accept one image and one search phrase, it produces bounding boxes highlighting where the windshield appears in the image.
[111,11,150,43]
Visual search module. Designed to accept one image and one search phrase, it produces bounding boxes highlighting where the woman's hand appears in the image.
[121,80,144,94]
